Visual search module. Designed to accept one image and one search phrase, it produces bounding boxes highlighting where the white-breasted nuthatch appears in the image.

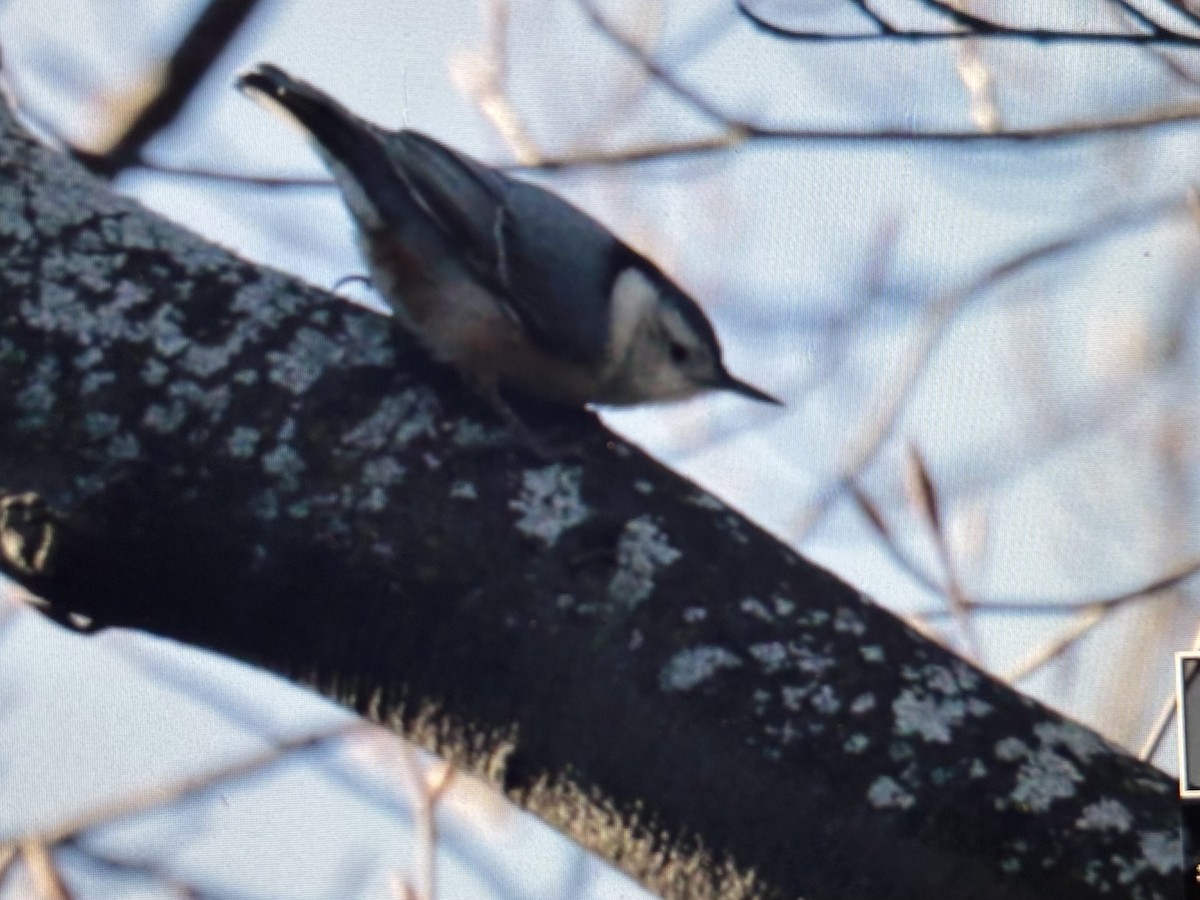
[238,64,781,410]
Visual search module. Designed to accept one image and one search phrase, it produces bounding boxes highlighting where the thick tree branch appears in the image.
[0,88,1181,900]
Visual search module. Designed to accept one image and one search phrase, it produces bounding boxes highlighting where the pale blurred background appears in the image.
[2,0,1199,895]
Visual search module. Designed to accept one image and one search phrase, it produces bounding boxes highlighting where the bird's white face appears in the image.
[605,266,723,403]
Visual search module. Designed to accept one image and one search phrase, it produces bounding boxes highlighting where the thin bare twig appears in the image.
[1109,0,1170,34]
[1001,605,1107,683]
[22,841,73,900]
[736,0,1200,43]
[870,468,1200,619]
[451,0,544,164]
[905,447,984,661]
[915,0,1003,32]
[519,0,1200,173]
[1148,0,1200,33]
[11,724,354,847]
[576,0,733,128]
[397,747,456,900]
[1137,589,1200,761]
[135,158,334,189]
[793,193,1184,540]
[75,0,268,178]
[851,0,897,33]
[913,554,1200,619]
[526,99,1200,171]
[852,470,1200,637]
[0,844,18,892]
[57,845,203,900]
[1140,680,1184,763]
[944,0,1002,132]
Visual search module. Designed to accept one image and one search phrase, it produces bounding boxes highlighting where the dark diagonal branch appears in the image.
[74,0,267,179]
[1111,0,1172,34]
[736,0,1200,45]
[914,0,1007,32]
[851,0,897,34]
[577,0,732,128]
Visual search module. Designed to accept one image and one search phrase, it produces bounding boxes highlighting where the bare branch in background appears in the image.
[134,158,334,189]
[73,0,268,179]
[923,542,1200,616]
[59,845,206,900]
[905,446,984,661]
[1109,0,1172,33]
[1,725,353,852]
[849,0,896,34]
[476,0,1200,171]
[7,72,335,192]
[49,0,1200,189]
[0,723,358,897]
[576,0,733,128]
[20,841,72,900]
[397,748,456,900]
[1001,605,1108,683]
[944,0,1002,132]
[870,476,1200,618]
[566,0,671,157]
[739,0,1200,105]
[1139,620,1200,761]
[792,193,1186,540]
[451,0,544,164]
[736,0,1200,44]
[914,0,1001,32]
[522,103,1200,171]
[853,471,1200,687]
[1141,677,1186,762]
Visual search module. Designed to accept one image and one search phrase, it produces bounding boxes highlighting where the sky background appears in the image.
[3,0,1199,895]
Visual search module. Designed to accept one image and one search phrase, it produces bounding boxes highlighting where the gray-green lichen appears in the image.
[993,720,1109,814]
[847,693,874,714]
[227,426,261,458]
[509,464,590,547]
[268,327,344,394]
[1076,798,1133,833]
[891,663,991,744]
[659,645,743,691]
[860,645,885,663]
[362,456,407,488]
[867,775,915,810]
[450,480,478,500]
[343,390,439,451]
[607,515,680,608]
[262,443,305,490]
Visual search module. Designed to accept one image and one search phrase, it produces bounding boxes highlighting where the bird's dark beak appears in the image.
[716,369,783,405]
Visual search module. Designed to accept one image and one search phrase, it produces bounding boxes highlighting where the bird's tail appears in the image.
[237,64,409,230]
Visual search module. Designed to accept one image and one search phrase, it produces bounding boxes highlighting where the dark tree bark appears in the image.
[0,90,1182,899]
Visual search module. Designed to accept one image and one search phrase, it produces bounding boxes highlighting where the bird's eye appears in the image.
[669,342,689,364]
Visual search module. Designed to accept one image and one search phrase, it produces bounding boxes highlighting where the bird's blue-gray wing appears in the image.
[385,131,617,366]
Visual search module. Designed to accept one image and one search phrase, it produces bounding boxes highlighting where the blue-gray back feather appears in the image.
[383,131,617,366]
[241,65,616,367]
